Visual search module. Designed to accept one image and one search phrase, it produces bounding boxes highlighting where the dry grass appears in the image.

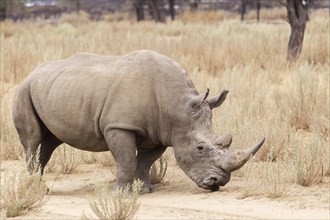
[45,144,81,174]
[0,85,22,161]
[94,152,116,167]
[0,170,48,217]
[237,160,292,199]
[93,152,118,177]
[0,8,329,203]
[82,180,143,220]
[293,136,325,186]
[235,162,263,199]
[261,160,292,199]
[150,156,168,185]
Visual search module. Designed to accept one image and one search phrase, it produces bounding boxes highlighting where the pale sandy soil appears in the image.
[1,159,329,220]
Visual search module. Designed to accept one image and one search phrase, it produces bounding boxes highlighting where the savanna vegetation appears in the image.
[0,7,329,218]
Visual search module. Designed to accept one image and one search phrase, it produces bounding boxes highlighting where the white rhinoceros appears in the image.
[13,50,264,192]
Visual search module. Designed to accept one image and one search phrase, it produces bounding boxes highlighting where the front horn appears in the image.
[220,138,265,173]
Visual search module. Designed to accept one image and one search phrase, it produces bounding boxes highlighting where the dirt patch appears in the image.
[1,160,328,220]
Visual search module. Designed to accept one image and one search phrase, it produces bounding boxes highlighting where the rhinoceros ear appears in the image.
[188,89,210,111]
[207,90,229,109]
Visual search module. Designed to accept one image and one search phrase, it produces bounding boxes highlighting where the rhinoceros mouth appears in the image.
[196,173,229,191]
[198,183,220,191]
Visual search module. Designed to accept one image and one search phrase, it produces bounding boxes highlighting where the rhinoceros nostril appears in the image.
[210,176,219,184]
[211,177,218,181]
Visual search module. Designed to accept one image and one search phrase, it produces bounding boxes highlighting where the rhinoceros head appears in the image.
[171,89,265,191]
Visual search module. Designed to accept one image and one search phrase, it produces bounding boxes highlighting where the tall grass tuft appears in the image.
[81,152,98,165]
[150,156,168,185]
[57,145,80,174]
[0,171,48,217]
[45,144,80,174]
[94,152,116,167]
[236,162,263,199]
[82,180,143,220]
[293,136,325,186]
[262,161,291,199]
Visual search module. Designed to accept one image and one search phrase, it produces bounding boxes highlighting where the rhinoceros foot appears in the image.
[141,183,156,194]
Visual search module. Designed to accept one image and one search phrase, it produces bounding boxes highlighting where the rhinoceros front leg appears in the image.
[136,146,167,193]
[105,129,137,190]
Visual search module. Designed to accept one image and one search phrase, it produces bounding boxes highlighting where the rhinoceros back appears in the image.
[21,50,192,151]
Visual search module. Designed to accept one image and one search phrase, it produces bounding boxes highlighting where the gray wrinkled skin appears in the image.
[12,50,264,192]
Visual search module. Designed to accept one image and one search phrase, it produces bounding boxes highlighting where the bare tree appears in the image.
[75,0,81,14]
[189,0,200,11]
[134,0,170,23]
[168,0,175,20]
[148,0,166,22]
[134,0,145,21]
[240,0,261,22]
[285,0,309,61]
[0,0,25,21]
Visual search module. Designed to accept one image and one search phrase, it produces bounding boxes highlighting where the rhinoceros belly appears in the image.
[30,73,110,152]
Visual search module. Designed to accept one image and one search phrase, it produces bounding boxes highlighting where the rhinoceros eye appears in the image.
[196,144,206,155]
[190,104,200,114]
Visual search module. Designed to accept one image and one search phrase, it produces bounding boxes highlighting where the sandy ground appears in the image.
[1,159,329,220]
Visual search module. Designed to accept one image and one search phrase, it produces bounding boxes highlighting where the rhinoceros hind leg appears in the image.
[105,129,137,190]
[13,89,44,175]
[39,132,62,175]
[136,146,167,193]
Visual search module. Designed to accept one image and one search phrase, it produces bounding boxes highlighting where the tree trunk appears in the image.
[0,4,6,21]
[190,0,199,11]
[256,0,261,22]
[286,0,309,61]
[76,0,81,14]
[240,0,246,21]
[134,0,145,22]
[169,0,175,20]
[149,0,166,23]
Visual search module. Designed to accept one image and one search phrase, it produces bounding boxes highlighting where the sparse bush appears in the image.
[253,117,291,162]
[286,64,329,133]
[46,144,80,174]
[58,145,80,174]
[150,156,168,185]
[293,136,324,186]
[237,160,292,199]
[95,152,115,167]
[236,162,262,199]
[0,171,48,217]
[82,180,143,220]
[81,152,98,165]
[262,161,291,199]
